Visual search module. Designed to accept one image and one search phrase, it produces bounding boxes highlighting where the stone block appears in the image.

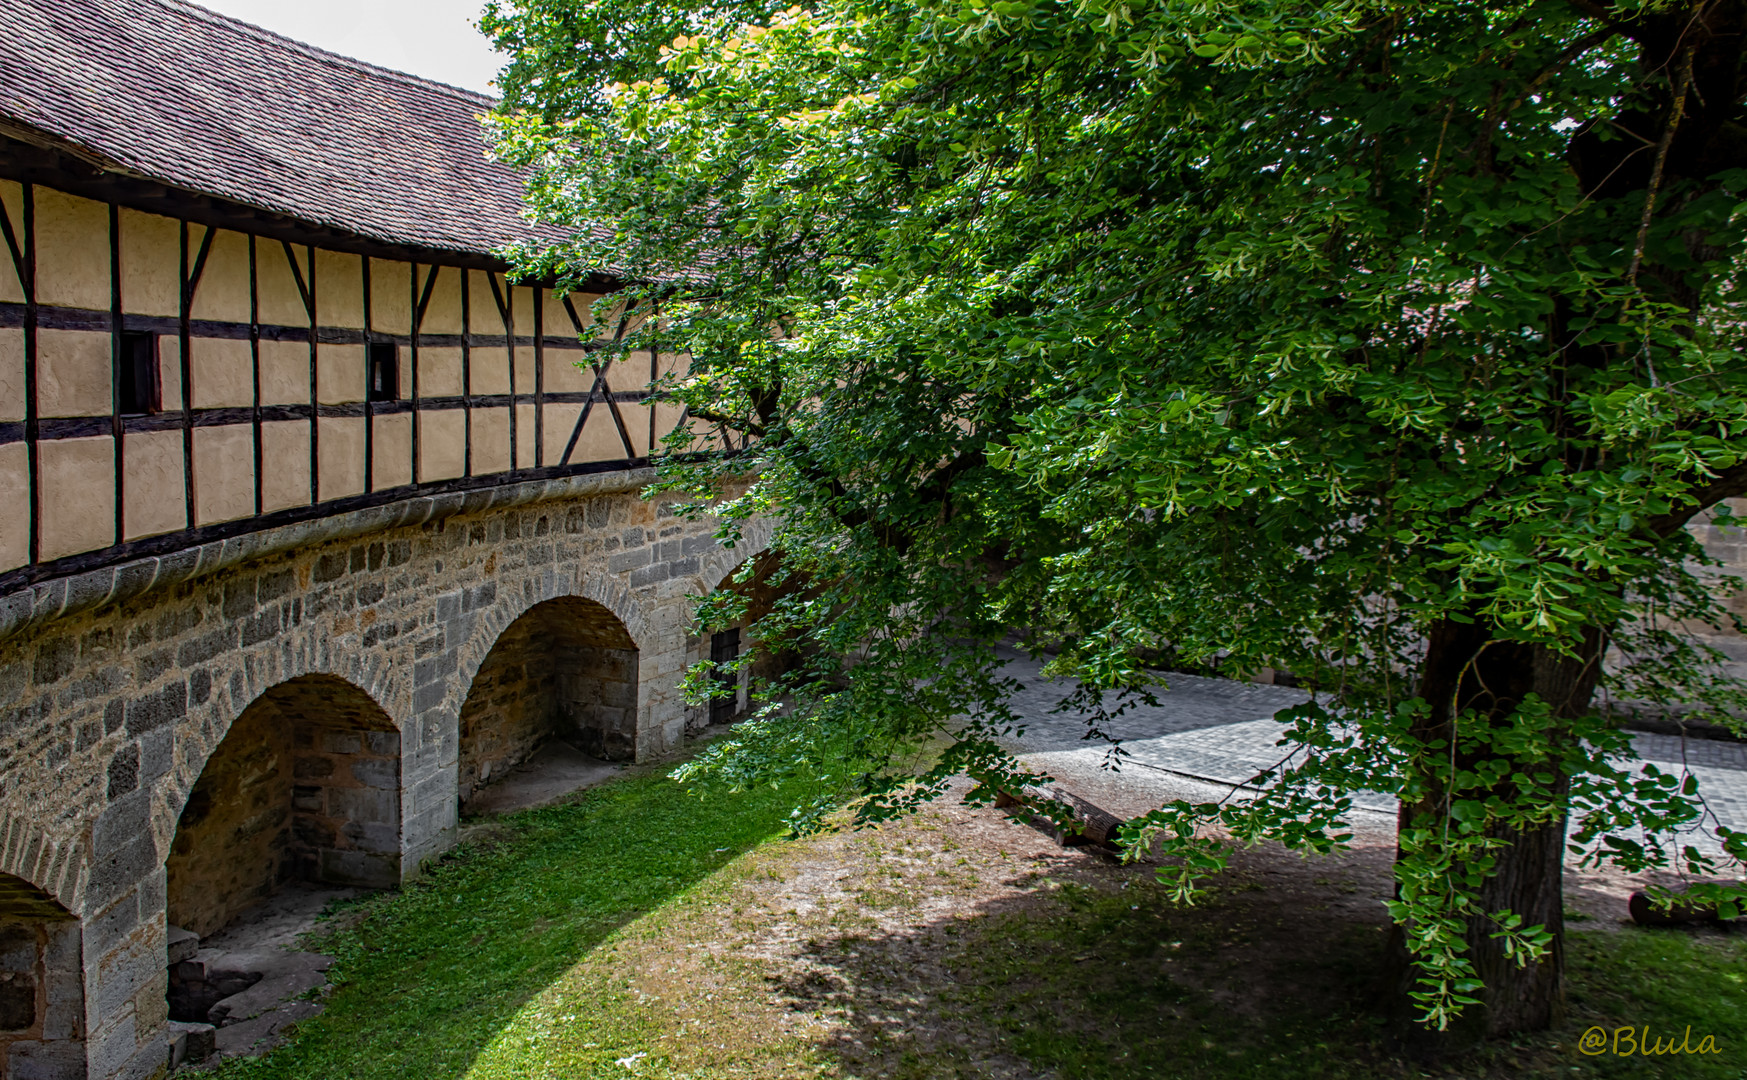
[607,548,650,574]
[105,745,139,800]
[349,757,397,790]
[138,729,173,783]
[316,849,398,889]
[7,1039,89,1080]
[165,926,199,966]
[326,787,395,823]
[318,730,362,755]
[123,682,185,736]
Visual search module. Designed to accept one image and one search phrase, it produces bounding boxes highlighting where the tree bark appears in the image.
[1382,621,1608,1051]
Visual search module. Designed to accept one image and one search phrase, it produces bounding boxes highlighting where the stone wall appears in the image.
[0,469,769,1079]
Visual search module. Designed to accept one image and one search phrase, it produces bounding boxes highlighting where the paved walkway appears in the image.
[992,648,1747,858]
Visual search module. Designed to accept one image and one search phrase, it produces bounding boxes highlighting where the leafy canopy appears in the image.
[484,0,1747,1027]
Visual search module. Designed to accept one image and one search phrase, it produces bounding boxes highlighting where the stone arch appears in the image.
[690,517,778,604]
[0,873,84,1079]
[688,520,787,731]
[0,815,82,918]
[456,596,641,809]
[163,674,402,943]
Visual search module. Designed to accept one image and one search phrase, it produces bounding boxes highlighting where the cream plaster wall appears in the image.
[38,435,114,560]
[0,182,23,305]
[122,430,187,540]
[543,402,583,464]
[36,329,112,417]
[512,286,535,335]
[258,244,310,327]
[194,424,255,526]
[420,408,466,481]
[654,403,687,453]
[158,337,184,412]
[372,413,412,489]
[421,267,463,335]
[622,405,652,457]
[189,337,254,409]
[546,350,598,394]
[315,250,364,329]
[259,340,311,405]
[514,350,535,394]
[0,442,26,570]
[189,229,251,323]
[118,207,180,318]
[418,347,464,397]
[260,421,312,513]
[471,407,510,474]
[0,329,24,422]
[572,407,630,464]
[318,416,366,498]
[515,403,536,468]
[370,258,412,334]
[32,188,108,311]
[469,347,511,395]
[468,272,508,334]
[607,353,655,394]
[319,344,365,404]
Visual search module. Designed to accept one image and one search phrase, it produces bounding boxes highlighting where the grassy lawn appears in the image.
[208,766,1747,1080]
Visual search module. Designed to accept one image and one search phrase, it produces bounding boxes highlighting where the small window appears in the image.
[119,332,159,415]
[367,343,399,402]
[709,628,741,724]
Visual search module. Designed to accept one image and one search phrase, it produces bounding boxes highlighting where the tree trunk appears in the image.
[1381,619,1607,1052]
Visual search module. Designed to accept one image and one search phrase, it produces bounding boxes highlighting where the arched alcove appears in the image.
[694,549,800,734]
[166,674,402,941]
[0,874,83,1077]
[458,596,640,808]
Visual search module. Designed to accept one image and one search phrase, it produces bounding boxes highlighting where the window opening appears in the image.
[119,331,160,415]
[368,343,399,402]
[709,628,740,724]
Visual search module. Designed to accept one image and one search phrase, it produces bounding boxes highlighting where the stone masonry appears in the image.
[0,468,769,1079]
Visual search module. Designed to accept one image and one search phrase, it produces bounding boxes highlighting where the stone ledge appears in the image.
[0,468,657,645]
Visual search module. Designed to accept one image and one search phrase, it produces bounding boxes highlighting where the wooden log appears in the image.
[997,784,1126,848]
[1628,890,1718,927]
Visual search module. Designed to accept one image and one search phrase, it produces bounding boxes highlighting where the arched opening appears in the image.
[694,550,802,735]
[164,675,400,1024]
[0,874,83,1078]
[459,597,639,809]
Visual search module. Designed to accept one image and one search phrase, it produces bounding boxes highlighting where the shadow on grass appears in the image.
[769,838,1747,1080]
[206,767,809,1080]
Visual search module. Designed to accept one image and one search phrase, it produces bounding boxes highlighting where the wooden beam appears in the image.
[108,201,124,546]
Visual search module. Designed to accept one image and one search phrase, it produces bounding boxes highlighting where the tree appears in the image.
[484,0,1747,1045]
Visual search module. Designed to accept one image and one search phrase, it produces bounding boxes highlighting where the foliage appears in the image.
[484,0,1747,1031]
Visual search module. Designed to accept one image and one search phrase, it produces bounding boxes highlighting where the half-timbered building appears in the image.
[0,1,758,1076]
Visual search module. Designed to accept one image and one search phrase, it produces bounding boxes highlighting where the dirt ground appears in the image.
[563,761,1737,1080]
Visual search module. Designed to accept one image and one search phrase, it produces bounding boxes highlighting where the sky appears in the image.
[195,0,507,95]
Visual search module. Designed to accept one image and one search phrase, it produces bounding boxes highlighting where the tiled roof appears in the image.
[0,0,558,258]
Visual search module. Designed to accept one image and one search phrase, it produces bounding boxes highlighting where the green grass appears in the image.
[209,768,815,1080]
[207,766,1747,1080]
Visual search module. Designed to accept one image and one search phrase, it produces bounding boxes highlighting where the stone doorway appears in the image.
[458,597,639,811]
[0,875,83,1080]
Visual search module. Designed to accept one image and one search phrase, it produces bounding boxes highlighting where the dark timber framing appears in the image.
[0,165,655,593]
[534,287,544,468]
[249,235,262,516]
[461,270,473,477]
[108,200,124,545]
[362,255,374,494]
